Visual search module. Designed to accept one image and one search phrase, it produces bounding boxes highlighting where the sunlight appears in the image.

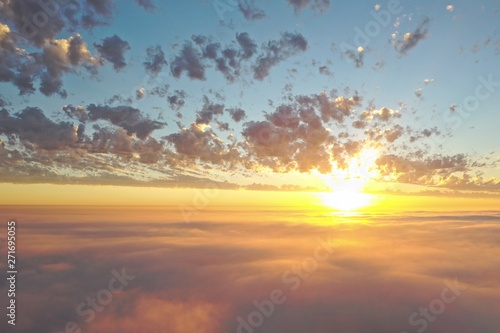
[316,147,380,211]
[318,191,372,211]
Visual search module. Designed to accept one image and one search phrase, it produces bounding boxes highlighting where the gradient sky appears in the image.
[1,3,500,332]
[0,0,499,207]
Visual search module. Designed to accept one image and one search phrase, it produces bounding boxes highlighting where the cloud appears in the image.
[7,207,500,333]
[384,124,404,142]
[228,108,247,122]
[240,91,363,173]
[170,42,206,80]
[236,32,258,59]
[136,88,146,100]
[40,34,101,96]
[86,104,166,139]
[415,88,423,99]
[374,153,490,191]
[165,123,240,166]
[63,104,88,122]
[424,78,434,85]
[94,35,131,71]
[144,45,167,76]
[1,0,73,47]
[288,0,331,14]
[343,48,364,68]
[409,127,441,142]
[168,90,187,111]
[0,0,162,95]
[195,97,225,125]
[0,107,81,150]
[134,0,156,11]
[0,30,100,96]
[254,32,308,80]
[170,32,306,83]
[86,0,114,16]
[237,0,266,20]
[318,65,334,77]
[150,83,170,98]
[393,17,431,55]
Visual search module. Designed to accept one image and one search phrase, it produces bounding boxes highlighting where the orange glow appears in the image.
[317,147,380,211]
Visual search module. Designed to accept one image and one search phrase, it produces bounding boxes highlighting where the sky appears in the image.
[1,2,500,332]
[0,0,500,208]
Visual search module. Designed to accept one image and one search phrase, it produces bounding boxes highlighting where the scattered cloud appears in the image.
[94,35,131,71]
[288,0,331,14]
[144,45,167,76]
[237,0,266,20]
[254,32,308,80]
[393,18,431,55]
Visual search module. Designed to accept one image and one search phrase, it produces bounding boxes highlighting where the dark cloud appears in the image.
[254,32,308,80]
[1,0,70,47]
[144,45,167,76]
[195,98,225,125]
[170,42,206,80]
[87,0,114,16]
[299,92,362,123]
[241,92,355,173]
[0,0,161,95]
[87,104,166,139]
[165,123,240,165]
[394,17,431,55]
[288,0,331,14]
[150,84,170,98]
[63,104,88,122]
[236,32,258,59]
[167,90,187,111]
[134,0,156,11]
[409,127,441,142]
[228,108,246,122]
[94,35,131,71]
[343,49,364,68]
[0,30,100,96]
[0,94,496,192]
[318,65,333,77]
[0,107,81,150]
[170,32,307,82]
[237,0,266,20]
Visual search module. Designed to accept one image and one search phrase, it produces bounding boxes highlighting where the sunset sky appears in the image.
[1,2,500,333]
[0,0,499,210]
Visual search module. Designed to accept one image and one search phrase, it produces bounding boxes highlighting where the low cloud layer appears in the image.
[0,207,499,333]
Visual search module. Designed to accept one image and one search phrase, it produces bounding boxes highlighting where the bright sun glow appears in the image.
[317,147,380,211]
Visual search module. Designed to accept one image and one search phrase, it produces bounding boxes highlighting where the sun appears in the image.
[318,190,372,211]
[316,147,380,211]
